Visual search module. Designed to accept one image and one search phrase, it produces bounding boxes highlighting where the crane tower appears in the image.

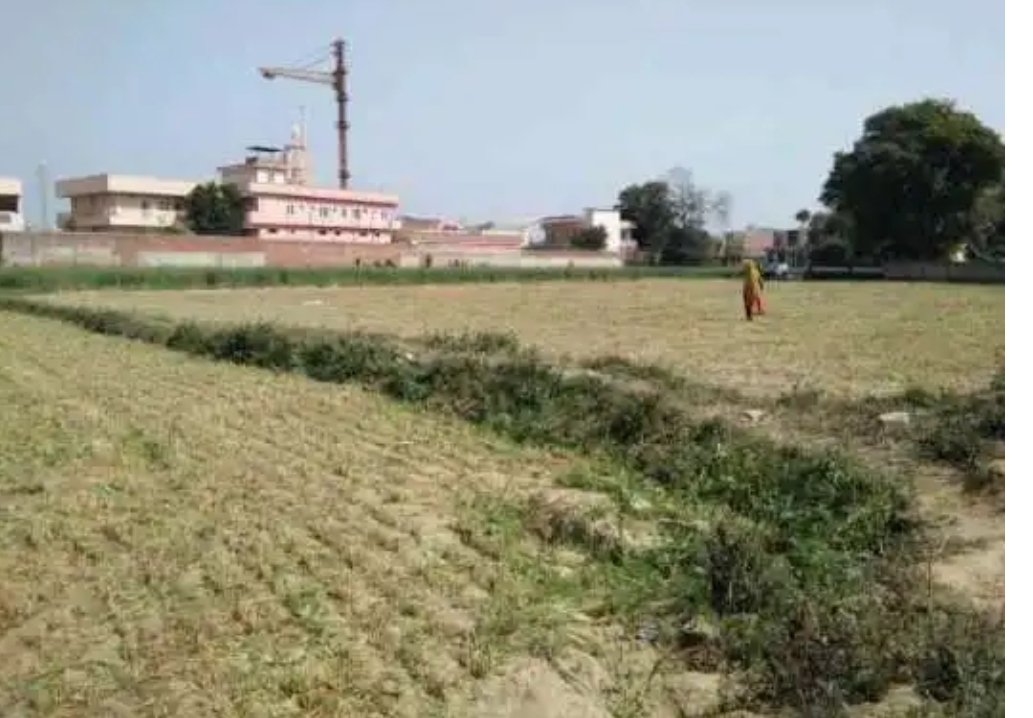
[259,39,350,189]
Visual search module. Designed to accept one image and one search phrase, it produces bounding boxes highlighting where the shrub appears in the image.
[918,369,1004,477]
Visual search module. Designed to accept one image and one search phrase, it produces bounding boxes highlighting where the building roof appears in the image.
[403,230,523,249]
[238,181,399,206]
[539,214,586,225]
[54,174,200,198]
[0,177,22,196]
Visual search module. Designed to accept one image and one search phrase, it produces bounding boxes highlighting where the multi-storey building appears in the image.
[54,122,400,242]
[217,124,400,242]
[54,174,197,231]
[0,177,25,232]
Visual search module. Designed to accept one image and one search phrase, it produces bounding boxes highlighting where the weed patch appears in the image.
[0,264,732,294]
[0,297,1004,716]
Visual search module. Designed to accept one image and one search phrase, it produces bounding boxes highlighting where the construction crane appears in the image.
[259,39,350,189]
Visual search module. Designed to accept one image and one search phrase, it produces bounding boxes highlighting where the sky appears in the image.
[0,0,1003,229]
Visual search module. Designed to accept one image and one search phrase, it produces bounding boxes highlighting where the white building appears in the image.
[585,207,635,253]
[0,177,25,232]
[54,174,199,231]
[530,207,635,252]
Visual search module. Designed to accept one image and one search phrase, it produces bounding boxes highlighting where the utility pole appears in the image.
[37,161,49,230]
[331,38,350,189]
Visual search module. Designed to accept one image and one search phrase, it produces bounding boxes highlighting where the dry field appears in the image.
[49,279,1005,397]
[0,312,692,717]
[2,278,1005,716]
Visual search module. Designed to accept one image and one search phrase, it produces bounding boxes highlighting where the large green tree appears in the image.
[820,98,1004,261]
[184,182,247,236]
[617,170,729,265]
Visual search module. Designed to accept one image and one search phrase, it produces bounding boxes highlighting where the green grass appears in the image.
[0,296,1004,716]
[0,263,735,293]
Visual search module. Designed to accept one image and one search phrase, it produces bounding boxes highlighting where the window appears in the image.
[319,207,329,218]
[142,199,151,211]
[286,204,295,215]
[257,170,268,183]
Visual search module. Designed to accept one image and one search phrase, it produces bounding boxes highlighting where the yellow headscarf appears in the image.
[742,259,761,288]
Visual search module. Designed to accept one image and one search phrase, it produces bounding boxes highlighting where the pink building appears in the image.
[55,122,401,242]
[218,124,400,242]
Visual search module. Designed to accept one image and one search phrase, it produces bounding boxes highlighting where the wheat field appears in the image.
[49,279,1005,397]
[0,311,668,717]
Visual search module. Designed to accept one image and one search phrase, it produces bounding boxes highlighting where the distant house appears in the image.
[55,174,198,232]
[398,215,462,233]
[532,208,635,253]
[739,227,778,258]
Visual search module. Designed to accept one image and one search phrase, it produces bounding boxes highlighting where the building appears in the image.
[398,215,462,233]
[217,124,400,243]
[54,174,198,232]
[738,227,778,258]
[54,122,401,242]
[532,207,634,253]
[0,177,25,232]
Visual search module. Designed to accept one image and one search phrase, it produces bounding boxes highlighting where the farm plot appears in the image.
[48,279,1005,397]
[0,312,680,718]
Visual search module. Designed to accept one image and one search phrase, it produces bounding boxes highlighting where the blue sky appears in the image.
[0,0,1002,228]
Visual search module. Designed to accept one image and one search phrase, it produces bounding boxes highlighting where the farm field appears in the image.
[0,276,1005,717]
[48,279,1005,397]
[0,311,678,717]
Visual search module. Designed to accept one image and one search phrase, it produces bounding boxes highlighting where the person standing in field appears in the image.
[741,259,766,321]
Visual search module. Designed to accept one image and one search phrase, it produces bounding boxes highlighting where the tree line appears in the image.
[179,97,1004,265]
[614,98,1003,265]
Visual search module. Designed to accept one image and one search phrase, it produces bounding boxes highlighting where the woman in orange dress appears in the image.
[742,259,766,321]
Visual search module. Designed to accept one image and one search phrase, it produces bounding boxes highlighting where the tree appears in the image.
[969,181,1004,260]
[820,98,1004,261]
[569,225,608,251]
[617,181,675,258]
[617,170,730,265]
[184,182,247,235]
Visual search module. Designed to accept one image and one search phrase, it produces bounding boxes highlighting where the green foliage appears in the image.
[970,182,1005,261]
[616,173,729,265]
[184,181,248,235]
[820,98,1005,261]
[0,263,736,294]
[917,369,1004,486]
[568,225,609,251]
[808,239,853,266]
[0,296,1003,715]
[617,181,674,255]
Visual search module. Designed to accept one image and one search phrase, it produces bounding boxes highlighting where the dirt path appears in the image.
[716,404,1005,612]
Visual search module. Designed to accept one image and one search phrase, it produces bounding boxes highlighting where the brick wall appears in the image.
[0,231,405,268]
[0,230,622,270]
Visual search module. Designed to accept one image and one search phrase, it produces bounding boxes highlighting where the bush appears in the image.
[0,264,733,294]
[808,240,853,266]
[918,370,1004,479]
